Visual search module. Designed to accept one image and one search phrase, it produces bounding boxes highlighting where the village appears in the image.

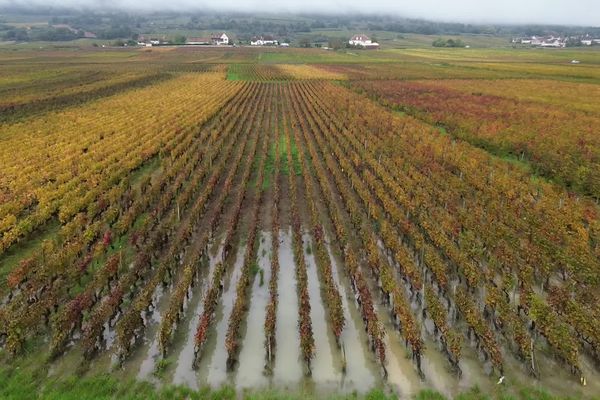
[134,32,380,48]
[20,24,597,51]
[512,34,600,47]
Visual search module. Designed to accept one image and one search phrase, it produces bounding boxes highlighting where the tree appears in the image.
[432,38,447,47]
[173,35,187,45]
[432,38,466,48]
[565,37,582,47]
[328,37,344,50]
[298,37,311,48]
[3,28,29,41]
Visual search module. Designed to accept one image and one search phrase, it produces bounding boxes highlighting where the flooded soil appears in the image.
[42,228,600,400]
[170,240,225,389]
[302,232,341,387]
[198,244,247,388]
[273,228,303,386]
[234,233,271,389]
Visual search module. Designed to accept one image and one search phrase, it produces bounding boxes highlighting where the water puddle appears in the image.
[419,336,458,398]
[137,282,174,381]
[302,232,341,387]
[50,233,599,399]
[457,342,494,392]
[235,232,272,389]
[198,244,247,388]
[365,264,423,396]
[171,240,225,389]
[380,319,422,397]
[273,228,303,386]
[118,284,168,383]
[326,241,380,392]
[501,341,600,399]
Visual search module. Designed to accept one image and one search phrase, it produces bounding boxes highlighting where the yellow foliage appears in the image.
[0,73,244,255]
[275,64,346,80]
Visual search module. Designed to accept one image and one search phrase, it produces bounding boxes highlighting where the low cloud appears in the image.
[0,0,598,26]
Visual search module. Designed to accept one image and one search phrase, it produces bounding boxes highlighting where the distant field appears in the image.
[309,30,512,48]
[0,45,599,400]
[395,47,600,63]
[418,78,600,112]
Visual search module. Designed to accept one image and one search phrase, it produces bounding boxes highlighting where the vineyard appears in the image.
[1,46,600,399]
[350,79,600,197]
[226,64,346,81]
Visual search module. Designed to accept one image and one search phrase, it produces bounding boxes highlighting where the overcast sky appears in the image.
[1,0,599,26]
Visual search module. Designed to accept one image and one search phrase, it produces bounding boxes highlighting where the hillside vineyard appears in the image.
[1,54,600,398]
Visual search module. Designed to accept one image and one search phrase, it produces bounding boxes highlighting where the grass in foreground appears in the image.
[0,363,582,400]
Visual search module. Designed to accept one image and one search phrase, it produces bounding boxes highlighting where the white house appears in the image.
[531,36,543,46]
[581,39,593,46]
[250,35,278,46]
[348,34,379,48]
[186,33,229,46]
[515,35,573,48]
[212,33,229,45]
[540,38,565,48]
